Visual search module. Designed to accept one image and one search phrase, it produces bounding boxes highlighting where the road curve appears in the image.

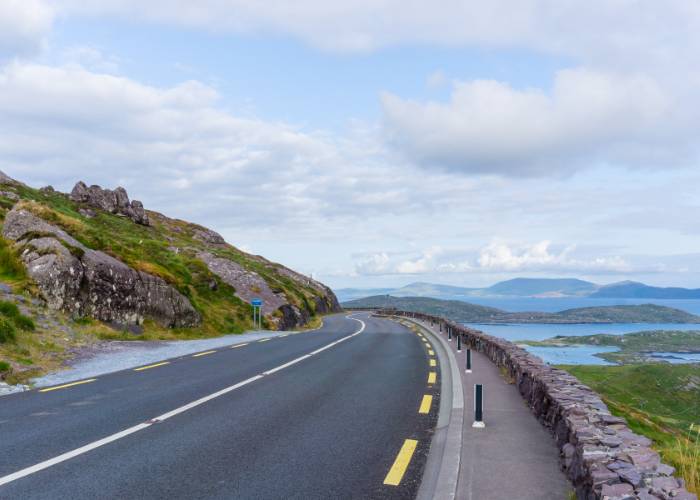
[0,313,438,499]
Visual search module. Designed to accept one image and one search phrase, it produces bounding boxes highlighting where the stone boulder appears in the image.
[193,227,226,245]
[2,208,199,328]
[70,182,150,225]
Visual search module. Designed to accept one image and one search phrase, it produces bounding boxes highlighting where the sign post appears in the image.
[251,298,263,330]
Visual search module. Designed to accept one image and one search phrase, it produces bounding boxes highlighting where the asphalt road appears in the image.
[0,313,438,499]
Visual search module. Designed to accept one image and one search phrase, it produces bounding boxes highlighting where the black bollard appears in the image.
[448,326,452,341]
[457,333,462,352]
[473,384,485,428]
[466,349,472,373]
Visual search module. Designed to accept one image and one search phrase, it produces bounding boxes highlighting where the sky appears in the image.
[2,1,700,289]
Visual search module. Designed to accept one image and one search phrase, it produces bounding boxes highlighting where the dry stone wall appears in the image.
[389,309,696,500]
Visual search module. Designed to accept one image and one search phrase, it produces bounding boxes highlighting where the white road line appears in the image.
[0,315,366,488]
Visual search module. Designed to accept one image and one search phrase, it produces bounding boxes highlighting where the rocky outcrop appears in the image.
[2,208,199,328]
[273,265,342,314]
[197,251,298,329]
[70,182,149,225]
[0,170,21,186]
[193,227,226,245]
[197,251,337,330]
[389,310,696,500]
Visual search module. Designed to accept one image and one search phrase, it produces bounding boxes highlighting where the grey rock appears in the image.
[40,185,55,193]
[0,170,21,186]
[3,208,199,328]
[600,482,635,499]
[0,190,19,201]
[197,251,338,330]
[618,467,644,488]
[70,182,149,226]
[193,227,226,245]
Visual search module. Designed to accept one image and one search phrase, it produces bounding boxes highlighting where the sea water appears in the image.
[461,297,700,365]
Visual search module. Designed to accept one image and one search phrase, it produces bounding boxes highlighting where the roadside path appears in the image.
[410,317,572,500]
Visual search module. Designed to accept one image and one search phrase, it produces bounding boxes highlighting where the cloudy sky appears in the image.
[2,1,700,289]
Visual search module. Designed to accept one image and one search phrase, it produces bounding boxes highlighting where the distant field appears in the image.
[562,364,700,494]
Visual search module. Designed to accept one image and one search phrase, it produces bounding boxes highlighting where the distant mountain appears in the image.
[389,282,476,297]
[590,281,700,299]
[335,278,700,302]
[483,278,597,297]
[342,296,700,324]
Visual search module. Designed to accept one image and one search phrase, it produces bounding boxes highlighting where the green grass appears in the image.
[0,185,329,338]
[562,364,700,493]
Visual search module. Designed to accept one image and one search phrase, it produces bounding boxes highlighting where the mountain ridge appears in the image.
[335,278,700,301]
[341,295,700,324]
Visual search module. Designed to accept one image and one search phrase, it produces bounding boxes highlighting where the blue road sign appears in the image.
[251,298,263,307]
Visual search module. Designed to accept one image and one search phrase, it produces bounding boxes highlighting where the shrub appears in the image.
[0,236,27,281]
[0,360,10,372]
[0,301,35,331]
[0,301,20,318]
[13,314,35,331]
[0,317,17,343]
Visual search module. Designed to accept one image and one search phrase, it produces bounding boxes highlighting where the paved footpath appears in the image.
[412,318,572,500]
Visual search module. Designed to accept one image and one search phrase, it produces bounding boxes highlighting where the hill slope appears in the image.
[0,172,340,336]
[590,281,700,299]
[342,296,700,324]
[483,277,597,297]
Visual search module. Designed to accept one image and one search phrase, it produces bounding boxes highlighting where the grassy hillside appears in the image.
[2,183,336,335]
[343,295,700,324]
[0,178,339,382]
[563,364,699,493]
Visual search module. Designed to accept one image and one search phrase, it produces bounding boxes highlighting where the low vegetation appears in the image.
[524,330,700,364]
[563,364,700,494]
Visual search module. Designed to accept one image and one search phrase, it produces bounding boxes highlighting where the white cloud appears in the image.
[382,68,677,175]
[476,241,631,273]
[355,241,639,276]
[53,1,700,65]
[0,0,53,58]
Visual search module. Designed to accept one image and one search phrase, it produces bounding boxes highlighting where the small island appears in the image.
[523,330,700,364]
[342,295,700,324]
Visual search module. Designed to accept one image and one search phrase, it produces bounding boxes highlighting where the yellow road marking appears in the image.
[419,395,433,414]
[428,349,434,356]
[39,379,97,393]
[429,359,437,367]
[193,350,216,357]
[384,439,418,486]
[258,339,271,343]
[231,343,249,349]
[428,372,437,384]
[134,361,170,371]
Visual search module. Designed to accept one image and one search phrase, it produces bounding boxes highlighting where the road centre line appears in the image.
[429,359,437,367]
[0,315,366,488]
[231,343,248,349]
[428,372,437,384]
